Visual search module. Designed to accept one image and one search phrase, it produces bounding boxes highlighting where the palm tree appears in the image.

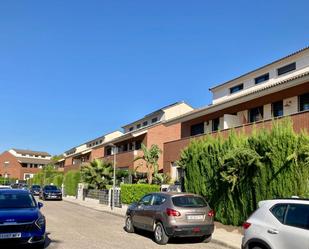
[134,144,162,184]
[81,159,113,189]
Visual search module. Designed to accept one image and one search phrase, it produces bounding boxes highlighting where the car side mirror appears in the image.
[38,202,43,209]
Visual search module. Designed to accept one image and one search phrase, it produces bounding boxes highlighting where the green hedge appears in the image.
[52,174,64,188]
[179,118,309,226]
[64,171,81,196]
[121,184,160,204]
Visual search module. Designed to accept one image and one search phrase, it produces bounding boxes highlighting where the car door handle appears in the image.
[267,229,279,234]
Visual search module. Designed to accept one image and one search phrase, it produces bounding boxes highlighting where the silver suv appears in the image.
[242,198,309,249]
[125,192,215,245]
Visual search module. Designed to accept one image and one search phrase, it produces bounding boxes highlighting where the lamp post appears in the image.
[109,144,117,210]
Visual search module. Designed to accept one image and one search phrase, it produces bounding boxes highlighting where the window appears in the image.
[230,84,244,94]
[299,93,309,111]
[22,154,26,156]
[129,127,133,132]
[271,204,287,223]
[153,195,166,206]
[106,147,112,156]
[143,121,148,126]
[123,144,128,152]
[41,156,45,158]
[190,123,204,136]
[129,143,134,151]
[135,141,142,150]
[136,124,141,129]
[212,118,220,132]
[255,73,269,84]
[139,195,153,206]
[272,101,283,117]
[249,106,263,123]
[277,62,296,76]
[151,117,158,123]
[285,204,309,230]
[172,196,207,208]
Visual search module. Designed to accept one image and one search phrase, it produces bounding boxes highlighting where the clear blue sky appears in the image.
[0,1,308,155]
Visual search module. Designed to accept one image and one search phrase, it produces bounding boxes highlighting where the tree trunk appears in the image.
[147,166,153,184]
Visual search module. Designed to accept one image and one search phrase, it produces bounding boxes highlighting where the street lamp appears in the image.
[109,143,117,210]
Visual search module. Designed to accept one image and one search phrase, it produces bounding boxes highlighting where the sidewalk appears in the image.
[64,196,242,249]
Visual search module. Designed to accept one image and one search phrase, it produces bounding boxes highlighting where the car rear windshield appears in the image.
[44,186,58,190]
[172,196,207,208]
[0,193,36,209]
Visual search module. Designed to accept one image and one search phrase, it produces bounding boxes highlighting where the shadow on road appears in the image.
[122,226,203,245]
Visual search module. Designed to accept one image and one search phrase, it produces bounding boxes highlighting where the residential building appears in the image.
[0,149,51,180]
[100,102,193,172]
[60,131,123,172]
[163,47,309,181]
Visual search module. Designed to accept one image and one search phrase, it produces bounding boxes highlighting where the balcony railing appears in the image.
[164,110,309,167]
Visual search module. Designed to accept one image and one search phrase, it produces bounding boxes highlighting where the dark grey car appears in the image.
[125,192,215,245]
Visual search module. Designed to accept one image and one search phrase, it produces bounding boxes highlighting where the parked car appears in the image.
[0,189,45,248]
[30,185,42,196]
[125,192,215,245]
[242,198,309,249]
[39,185,62,201]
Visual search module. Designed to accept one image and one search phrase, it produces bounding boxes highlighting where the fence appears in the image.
[81,188,122,208]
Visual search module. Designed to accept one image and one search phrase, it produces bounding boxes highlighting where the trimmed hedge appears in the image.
[64,171,81,196]
[52,174,64,188]
[121,184,160,204]
[179,118,309,226]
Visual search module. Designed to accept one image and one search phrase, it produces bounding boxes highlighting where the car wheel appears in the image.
[200,234,212,243]
[31,241,45,249]
[154,222,169,245]
[125,216,135,233]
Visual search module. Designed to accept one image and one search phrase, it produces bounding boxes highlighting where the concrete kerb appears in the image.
[63,197,241,249]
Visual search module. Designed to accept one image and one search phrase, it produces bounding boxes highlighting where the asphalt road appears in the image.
[39,199,227,249]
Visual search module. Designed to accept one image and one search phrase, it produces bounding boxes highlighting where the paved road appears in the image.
[39,199,227,249]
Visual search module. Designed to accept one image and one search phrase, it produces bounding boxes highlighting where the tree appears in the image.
[81,159,113,189]
[134,144,162,184]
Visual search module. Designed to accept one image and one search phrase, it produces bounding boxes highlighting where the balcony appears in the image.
[103,150,144,171]
[163,110,309,173]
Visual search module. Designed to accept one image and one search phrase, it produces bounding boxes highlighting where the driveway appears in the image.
[38,199,228,249]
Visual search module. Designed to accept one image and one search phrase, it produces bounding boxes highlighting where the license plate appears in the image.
[187,215,204,220]
[0,233,21,239]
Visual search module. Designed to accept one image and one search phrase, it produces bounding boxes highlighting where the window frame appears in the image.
[229,84,244,94]
[255,73,269,84]
[299,93,309,112]
[277,62,296,76]
[249,106,264,123]
[190,122,204,136]
[272,100,284,118]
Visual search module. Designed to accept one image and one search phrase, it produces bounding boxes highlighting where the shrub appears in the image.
[179,118,309,226]
[52,174,64,188]
[64,171,81,196]
[121,184,160,204]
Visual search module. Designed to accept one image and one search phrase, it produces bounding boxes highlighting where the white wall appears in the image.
[264,104,272,120]
[223,114,242,129]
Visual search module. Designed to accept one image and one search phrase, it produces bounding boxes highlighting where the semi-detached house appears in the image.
[58,102,193,173]
[163,47,309,181]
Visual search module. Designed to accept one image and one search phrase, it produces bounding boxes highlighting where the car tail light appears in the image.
[243,222,251,229]
[208,210,215,217]
[166,208,181,217]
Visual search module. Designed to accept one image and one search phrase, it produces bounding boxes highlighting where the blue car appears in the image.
[0,189,46,248]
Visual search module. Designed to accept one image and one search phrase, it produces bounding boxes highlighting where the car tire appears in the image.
[200,234,212,243]
[31,241,45,249]
[252,247,264,249]
[154,222,169,245]
[125,216,135,233]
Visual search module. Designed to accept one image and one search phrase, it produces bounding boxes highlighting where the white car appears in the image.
[242,198,309,249]
[0,185,12,189]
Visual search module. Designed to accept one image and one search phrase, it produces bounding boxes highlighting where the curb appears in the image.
[63,198,240,249]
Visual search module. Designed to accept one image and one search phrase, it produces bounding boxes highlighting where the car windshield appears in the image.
[44,186,58,191]
[31,185,41,189]
[0,192,36,209]
[172,196,207,208]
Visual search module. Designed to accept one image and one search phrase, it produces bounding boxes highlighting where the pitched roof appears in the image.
[12,149,51,157]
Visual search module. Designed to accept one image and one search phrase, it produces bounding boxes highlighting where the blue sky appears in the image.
[0,1,308,155]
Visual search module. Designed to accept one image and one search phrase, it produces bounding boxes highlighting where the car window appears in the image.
[153,195,166,206]
[270,204,287,223]
[172,195,207,207]
[0,193,36,209]
[140,195,153,206]
[44,186,58,191]
[285,204,309,230]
